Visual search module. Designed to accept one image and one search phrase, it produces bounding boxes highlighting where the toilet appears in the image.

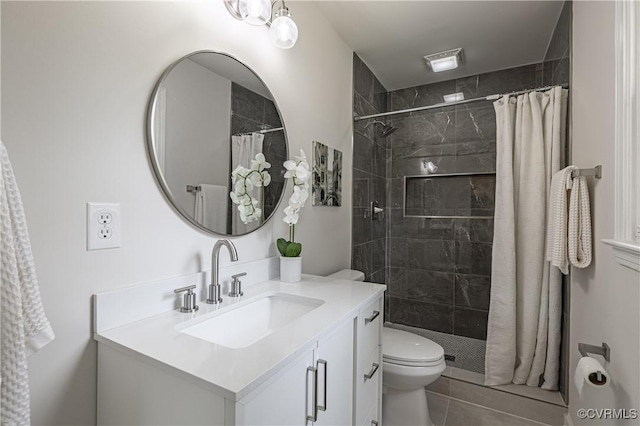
[327,270,447,426]
[382,327,445,426]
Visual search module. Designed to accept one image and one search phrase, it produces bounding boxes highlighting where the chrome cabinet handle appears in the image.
[317,359,327,412]
[306,366,318,423]
[364,310,380,324]
[364,363,379,381]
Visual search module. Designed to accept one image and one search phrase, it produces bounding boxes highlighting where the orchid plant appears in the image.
[277,149,310,257]
[230,153,271,224]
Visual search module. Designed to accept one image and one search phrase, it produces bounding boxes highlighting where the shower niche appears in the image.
[403,173,496,219]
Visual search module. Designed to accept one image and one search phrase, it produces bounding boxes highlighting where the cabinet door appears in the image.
[356,346,381,426]
[356,296,383,425]
[313,318,355,426]
[240,349,315,426]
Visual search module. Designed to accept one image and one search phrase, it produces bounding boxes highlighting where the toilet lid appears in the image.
[327,269,365,281]
[383,328,445,366]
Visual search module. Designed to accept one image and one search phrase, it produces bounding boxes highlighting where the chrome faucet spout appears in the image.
[207,239,238,304]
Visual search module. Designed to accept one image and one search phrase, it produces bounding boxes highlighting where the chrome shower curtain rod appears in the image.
[233,127,284,136]
[353,84,569,121]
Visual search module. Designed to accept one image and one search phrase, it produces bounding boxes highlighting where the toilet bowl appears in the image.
[382,328,445,426]
[325,270,446,426]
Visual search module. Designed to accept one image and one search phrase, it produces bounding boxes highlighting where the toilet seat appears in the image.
[382,328,445,367]
[383,356,444,367]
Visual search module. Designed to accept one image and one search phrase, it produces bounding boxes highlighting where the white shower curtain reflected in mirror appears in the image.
[231,133,264,234]
[485,87,568,390]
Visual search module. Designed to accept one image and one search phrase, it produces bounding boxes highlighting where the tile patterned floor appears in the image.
[427,391,551,426]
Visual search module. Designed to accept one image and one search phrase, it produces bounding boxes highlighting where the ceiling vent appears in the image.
[424,48,464,72]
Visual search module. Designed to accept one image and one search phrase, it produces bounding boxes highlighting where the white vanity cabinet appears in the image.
[95,276,385,426]
[239,317,354,425]
[240,294,383,426]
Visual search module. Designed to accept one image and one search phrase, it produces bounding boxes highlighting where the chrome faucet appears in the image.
[206,239,238,304]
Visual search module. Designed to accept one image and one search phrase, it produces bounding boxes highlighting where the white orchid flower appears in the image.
[262,171,272,186]
[296,164,309,182]
[283,206,299,225]
[278,149,311,253]
[295,149,307,163]
[251,153,271,171]
[283,160,297,178]
[229,153,273,225]
[249,172,263,187]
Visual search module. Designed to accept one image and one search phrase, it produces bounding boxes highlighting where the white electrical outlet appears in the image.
[87,203,121,250]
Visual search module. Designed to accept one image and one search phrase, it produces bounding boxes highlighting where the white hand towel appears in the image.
[1,141,55,424]
[195,184,228,231]
[568,175,592,268]
[546,166,577,274]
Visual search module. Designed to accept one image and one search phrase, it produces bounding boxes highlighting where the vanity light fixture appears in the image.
[239,0,272,26]
[269,3,298,49]
[225,0,299,49]
[424,48,464,72]
[443,92,465,103]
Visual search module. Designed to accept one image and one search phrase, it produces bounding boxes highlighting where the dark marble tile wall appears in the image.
[405,175,495,217]
[352,54,387,286]
[542,0,571,404]
[231,83,287,223]
[385,63,541,341]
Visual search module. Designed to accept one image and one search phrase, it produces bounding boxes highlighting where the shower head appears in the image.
[364,120,399,138]
[380,124,398,137]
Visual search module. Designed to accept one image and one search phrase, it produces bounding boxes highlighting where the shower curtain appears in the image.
[231,133,264,234]
[485,87,568,390]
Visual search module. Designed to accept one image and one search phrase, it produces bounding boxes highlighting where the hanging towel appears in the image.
[195,184,227,231]
[546,166,578,274]
[568,174,592,268]
[1,141,55,425]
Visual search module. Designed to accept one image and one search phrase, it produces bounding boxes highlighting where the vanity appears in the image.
[94,269,385,425]
[96,49,385,424]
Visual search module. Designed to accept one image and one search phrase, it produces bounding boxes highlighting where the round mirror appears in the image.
[147,51,288,235]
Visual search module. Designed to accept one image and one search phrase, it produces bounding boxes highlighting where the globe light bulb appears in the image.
[238,0,271,26]
[269,8,298,49]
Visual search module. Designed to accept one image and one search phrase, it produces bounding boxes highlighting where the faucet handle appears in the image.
[229,272,246,297]
[174,285,199,313]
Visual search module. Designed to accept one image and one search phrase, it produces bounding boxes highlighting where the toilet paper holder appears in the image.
[578,342,610,384]
[578,342,611,362]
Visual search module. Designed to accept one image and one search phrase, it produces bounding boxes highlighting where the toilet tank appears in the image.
[327,269,365,282]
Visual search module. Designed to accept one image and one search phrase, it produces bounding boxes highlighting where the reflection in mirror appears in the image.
[148,51,288,236]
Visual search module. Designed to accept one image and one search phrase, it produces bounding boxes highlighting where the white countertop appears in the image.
[94,274,385,401]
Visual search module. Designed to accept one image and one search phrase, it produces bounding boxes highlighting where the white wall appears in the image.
[163,59,231,214]
[0,2,353,424]
[571,2,640,424]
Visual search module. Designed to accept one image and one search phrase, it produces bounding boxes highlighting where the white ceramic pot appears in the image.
[280,256,302,283]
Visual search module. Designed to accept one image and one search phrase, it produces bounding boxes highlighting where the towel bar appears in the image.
[186,185,201,193]
[578,342,610,362]
[572,165,602,179]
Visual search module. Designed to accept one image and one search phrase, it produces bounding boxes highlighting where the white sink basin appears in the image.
[178,293,324,349]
